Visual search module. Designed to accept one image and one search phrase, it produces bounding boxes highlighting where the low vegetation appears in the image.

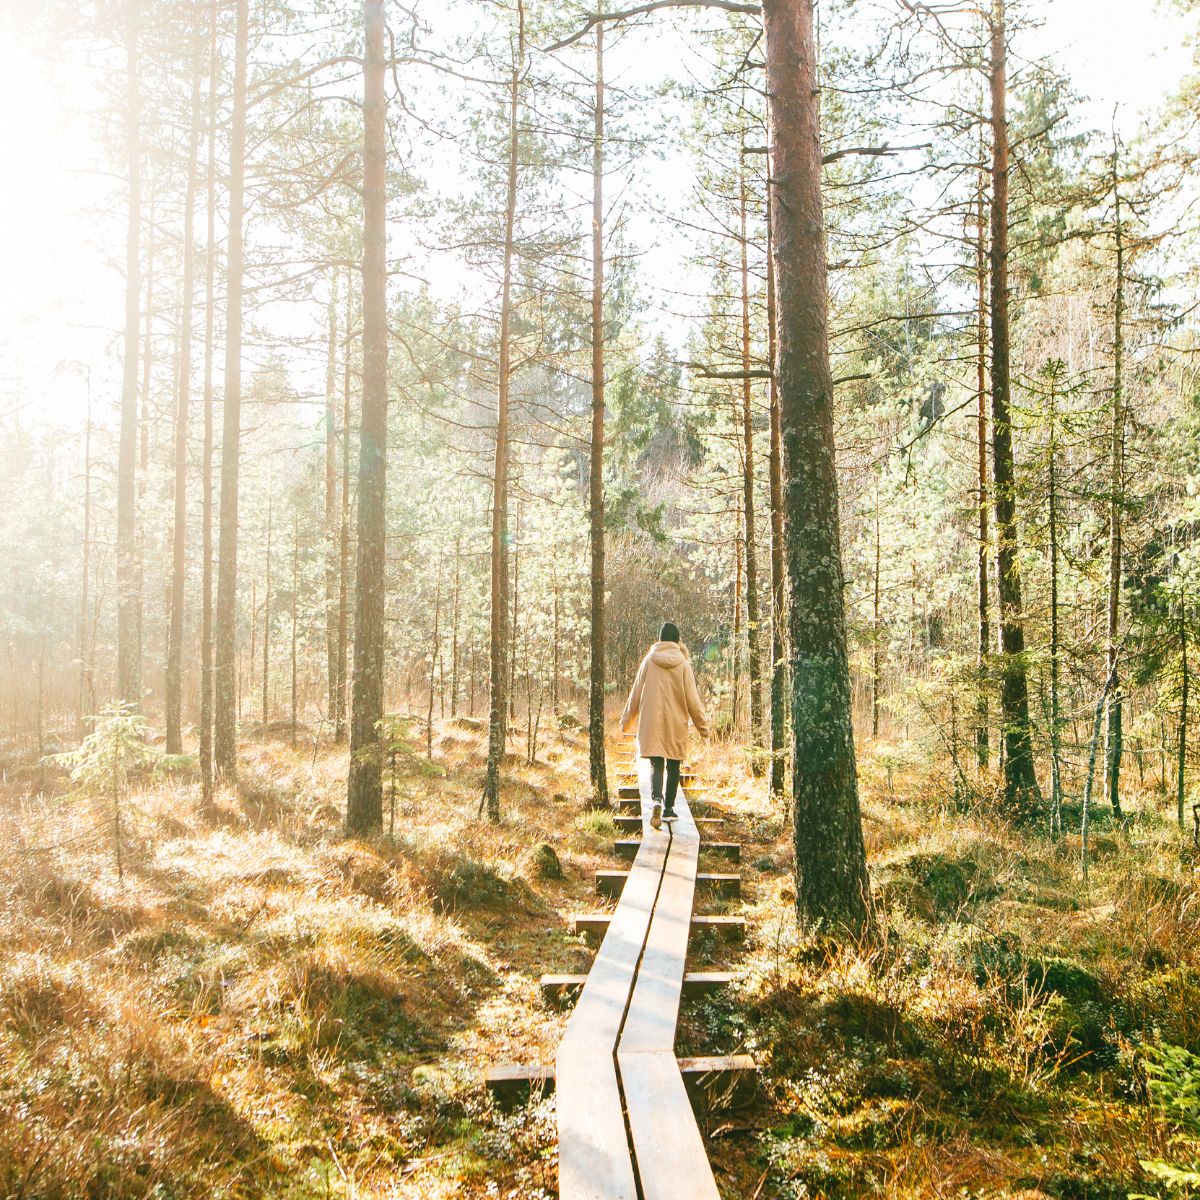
[1,718,1198,1198]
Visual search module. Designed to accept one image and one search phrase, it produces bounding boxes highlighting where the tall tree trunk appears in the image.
[336,286,352,742]
[166,37,203,755]
[975,153,990,771]
[739,158,765,774]
[763,0,870,933]
[871,503,881,740]
[427,568,442,760]
[78,373,93,735]
[117,3,142,709]
[291,519,299,743]
[199,0,219,806]
[733,492,743,729]
[1179,598,1188,830]
[766,174,788,800]
[482,3,524,823]
[451,534,461,718]
[214,0,249,781]
[588,21,610,807]
[987,0,1039,810]
[325,271,340,728]
[346,0,390,835]
[508,525,520,723]
[261,497,272,730]
[1048,369,1063,839]
[137,191,153,696]
[1105,143,1126,819]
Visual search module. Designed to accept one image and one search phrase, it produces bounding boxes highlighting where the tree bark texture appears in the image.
[763,0,871,933]
[346,0,389,835]
[214,0,249,781]
[765,174,788,800]
[588,22,610,808]
[199,0,219,806]
[325,271,340,730]
[166,39,203,755]
[740,158,764,774]
[975,158,990,771]
[482,5,524,824]
[988,0,1040,809]
[1105,149,1126,819]
[117,3,142,709]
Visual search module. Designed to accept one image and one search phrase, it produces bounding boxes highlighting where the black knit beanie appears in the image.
[659,622,680,644]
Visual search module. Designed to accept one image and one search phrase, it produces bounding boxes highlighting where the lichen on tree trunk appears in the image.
[763,0,871,935]
[987,0,1040,812]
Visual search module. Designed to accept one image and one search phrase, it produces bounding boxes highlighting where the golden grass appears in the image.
[2,721,1200,1196]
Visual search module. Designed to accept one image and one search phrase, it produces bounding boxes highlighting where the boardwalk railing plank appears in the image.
[555,758,668,1200]
[617,782,721,1199]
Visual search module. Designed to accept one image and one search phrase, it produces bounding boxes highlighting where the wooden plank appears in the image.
[486,1063,554,1109]
[618,839,739,862]
[614,813,721,832]
[617,785,641,799]
[570,912,745,941]
[679,1054,759,1109]
[618,791,720,1200]
[595,869,630,898]
[617,798,641,814]
[597,870,740,899]
[541,971,733,1000]
[486,1055,756,1108]
[556,756,664,1200]
[688,914,745,941]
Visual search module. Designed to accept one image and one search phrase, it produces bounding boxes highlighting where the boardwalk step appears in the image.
[613,839,741,863]
[570,912,745,941]
[614,814,725,832]
[618,797,642,813]
[617,785,641,799]
[596,870,741,899]
[540,970,733,1000]
[486,1054,756,1109]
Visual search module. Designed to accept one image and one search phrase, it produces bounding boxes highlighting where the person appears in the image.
[619,622,711,829]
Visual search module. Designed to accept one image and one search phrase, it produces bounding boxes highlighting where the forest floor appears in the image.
[2,716,1200,1198]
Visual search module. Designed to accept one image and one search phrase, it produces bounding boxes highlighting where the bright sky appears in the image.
[1038,0,1194,135]
[0,0,1193,434]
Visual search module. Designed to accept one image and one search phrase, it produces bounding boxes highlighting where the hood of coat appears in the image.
[649,640,689,669]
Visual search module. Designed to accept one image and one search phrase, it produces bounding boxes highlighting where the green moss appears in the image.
[529,843,563,880]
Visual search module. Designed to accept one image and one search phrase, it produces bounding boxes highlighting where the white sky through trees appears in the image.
[0,0,1192,432]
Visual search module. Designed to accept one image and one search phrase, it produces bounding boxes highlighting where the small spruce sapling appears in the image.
[53,702,158,879]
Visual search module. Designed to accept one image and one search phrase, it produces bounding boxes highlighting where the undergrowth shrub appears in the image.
[1136,1042,1200,1197]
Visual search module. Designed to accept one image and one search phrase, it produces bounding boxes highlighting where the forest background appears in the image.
[3,0,1200,1196]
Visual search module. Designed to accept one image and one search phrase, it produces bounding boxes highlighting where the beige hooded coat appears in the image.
[620,641,711,761]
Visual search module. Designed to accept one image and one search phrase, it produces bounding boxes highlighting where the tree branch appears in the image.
[542,0,761,54]
[681,361,771,380]
[821,142,931,165]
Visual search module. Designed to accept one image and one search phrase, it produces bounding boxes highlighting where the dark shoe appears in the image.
[663,807,677,822]
[650,801,662,830]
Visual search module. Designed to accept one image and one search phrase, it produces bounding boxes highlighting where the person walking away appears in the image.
[620,622,711,829]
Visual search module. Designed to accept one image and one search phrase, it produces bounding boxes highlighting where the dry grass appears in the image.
[2,723,1199,1197]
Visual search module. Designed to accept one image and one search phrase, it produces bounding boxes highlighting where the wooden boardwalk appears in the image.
[544,740,745,1199]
